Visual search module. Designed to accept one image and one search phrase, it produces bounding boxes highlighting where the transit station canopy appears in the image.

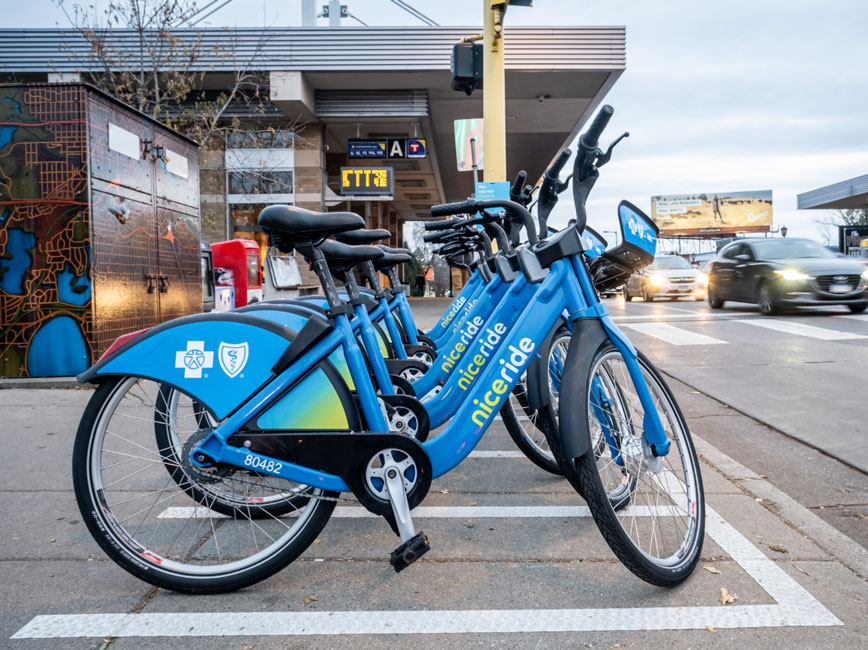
[0,26,626,221]
[798,173,868,210]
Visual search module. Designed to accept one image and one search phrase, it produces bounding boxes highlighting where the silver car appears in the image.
[623,254,708,302]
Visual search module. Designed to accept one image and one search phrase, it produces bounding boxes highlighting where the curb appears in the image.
[693,433,868,583]
[0,377,91,390]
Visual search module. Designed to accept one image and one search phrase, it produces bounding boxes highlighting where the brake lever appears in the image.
[596,131,629,168]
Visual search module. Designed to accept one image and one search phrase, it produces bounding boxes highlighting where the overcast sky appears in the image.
[9,0,868,247]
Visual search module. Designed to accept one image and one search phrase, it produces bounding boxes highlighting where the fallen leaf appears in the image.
[304,595,318,605]
[463,519,475,529]
[705,625,716,633]
[440,489,450,494]
[767,544,788,554]
[702,565,721,575]
[719,587,737,605]
[312,538,322,545]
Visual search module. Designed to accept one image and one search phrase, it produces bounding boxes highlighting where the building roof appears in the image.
[798,173,868,210]
[0,26,625,220]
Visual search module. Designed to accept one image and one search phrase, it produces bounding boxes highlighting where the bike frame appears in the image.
[192,249,670,492]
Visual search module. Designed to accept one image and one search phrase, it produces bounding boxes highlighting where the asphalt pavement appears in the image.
[2,296,868,648]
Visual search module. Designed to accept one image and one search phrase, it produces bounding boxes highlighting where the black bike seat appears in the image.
[373,251,412,270]
[319,240,385,273]
[333,228,391,245]
[378,245,411,256]
[258,205,364,241]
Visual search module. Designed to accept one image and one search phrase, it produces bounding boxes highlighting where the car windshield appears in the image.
[651,256,693,270]
[750,240,835,259]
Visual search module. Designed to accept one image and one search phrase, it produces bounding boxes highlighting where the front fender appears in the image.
[78,312,294,420]
[557,317,610,460]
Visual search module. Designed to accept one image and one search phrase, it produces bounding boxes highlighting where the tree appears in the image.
[54,0,280,148]
[815,208,868,245]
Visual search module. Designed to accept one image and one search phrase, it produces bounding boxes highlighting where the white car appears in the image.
[623,254,708,302]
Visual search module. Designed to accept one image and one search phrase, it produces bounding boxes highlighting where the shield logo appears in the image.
[218,342,249,378]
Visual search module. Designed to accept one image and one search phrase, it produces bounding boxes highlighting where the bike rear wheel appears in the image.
[73,377,335,594]
[570,344,705,586]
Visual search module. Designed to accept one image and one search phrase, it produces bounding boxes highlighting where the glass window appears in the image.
[751,239,835,259]
[201,255,213,298]
[650,256,692,270]
[228,171,293,195]
[720,244,739,260]
[247,254,260,287]
[226,130,294,149]
[228,171,258,194]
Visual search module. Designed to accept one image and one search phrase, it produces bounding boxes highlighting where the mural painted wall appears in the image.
[0,84,200,377]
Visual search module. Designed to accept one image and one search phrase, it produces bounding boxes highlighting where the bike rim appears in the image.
[588,351,702,567]
[508,372,554,461]
[87,377,324,577]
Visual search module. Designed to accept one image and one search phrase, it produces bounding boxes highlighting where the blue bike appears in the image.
[72,106,705,593]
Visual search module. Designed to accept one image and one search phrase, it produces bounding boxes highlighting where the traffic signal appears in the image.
[451,42,483,95]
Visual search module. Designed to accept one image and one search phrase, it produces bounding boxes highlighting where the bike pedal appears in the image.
[389,531,430,573]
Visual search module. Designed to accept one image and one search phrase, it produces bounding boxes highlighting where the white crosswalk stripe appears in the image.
[838,314,868,323]
[736,318,868,340]
[623,322,728,345]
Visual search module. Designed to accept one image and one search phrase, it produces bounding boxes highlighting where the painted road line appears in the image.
[468,450,525,458]
[613,313,747,322]
[838,314,868,323]
[737,318,868,340]
[624,322,728,345]
[14,504,840,639]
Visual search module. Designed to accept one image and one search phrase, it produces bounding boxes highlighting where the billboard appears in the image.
[650,190,773,236]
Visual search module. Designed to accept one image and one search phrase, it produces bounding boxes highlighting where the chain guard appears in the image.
[228,431,432,518]
[380,394,430,441]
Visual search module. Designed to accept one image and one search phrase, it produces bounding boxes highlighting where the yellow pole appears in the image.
[482,1,506,183]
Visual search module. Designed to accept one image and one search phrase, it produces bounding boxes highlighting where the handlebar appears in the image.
[510,170,527,201]
[579,104,614,151]
[537,148,572,235]
[429,198,477,218]
[423,219,456,231]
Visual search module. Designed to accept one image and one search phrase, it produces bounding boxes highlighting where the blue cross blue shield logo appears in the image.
[218,342,249,378]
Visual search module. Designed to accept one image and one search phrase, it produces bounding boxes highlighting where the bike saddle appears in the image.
[373,250,412,271]
[333,228,391,245]
[379,245,411,256]
[318,239,385,273]
[258,205,364,243]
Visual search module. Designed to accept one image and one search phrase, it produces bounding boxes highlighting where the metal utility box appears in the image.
[0,83,201,377]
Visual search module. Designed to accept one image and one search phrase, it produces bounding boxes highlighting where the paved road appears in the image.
[2,297,867,648]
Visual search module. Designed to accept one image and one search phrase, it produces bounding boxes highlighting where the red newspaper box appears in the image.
[211,239,262,307]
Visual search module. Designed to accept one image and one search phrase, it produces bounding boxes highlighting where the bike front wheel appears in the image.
[570,344,705,586]
[73,377,336,594]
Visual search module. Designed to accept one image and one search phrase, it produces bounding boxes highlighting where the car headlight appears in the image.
[862,269,868,280]
[649,273,665,287]
[776,269,810,281]
[698,272,709,286]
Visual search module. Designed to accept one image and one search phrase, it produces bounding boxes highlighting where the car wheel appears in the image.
[707,285,724,309]
[642,285,654,302]
[848,304,867,314]
[623,286,633,302]
[758,282,779,316]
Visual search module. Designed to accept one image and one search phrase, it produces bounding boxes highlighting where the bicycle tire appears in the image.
[74,376,336,594]
[567,344,705,586]
[500,370,564,475]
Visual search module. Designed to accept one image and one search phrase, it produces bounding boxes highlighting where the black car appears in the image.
[707,238,868,315]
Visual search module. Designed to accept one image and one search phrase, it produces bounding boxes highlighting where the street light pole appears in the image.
[482,1,506,183]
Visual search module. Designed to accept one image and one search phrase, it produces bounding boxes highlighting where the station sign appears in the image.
[340,167,394,196]
[348,139,387,158]
[347,139,426,159]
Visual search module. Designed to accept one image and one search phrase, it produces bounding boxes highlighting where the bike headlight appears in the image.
[776,269,810,281]
[649,273,665,287]
[698,273,709,286]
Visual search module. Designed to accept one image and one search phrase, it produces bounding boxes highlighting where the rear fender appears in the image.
[557,317,609,460]
[78,312,295,421]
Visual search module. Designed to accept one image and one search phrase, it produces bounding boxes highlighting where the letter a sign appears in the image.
[387,138,405,159]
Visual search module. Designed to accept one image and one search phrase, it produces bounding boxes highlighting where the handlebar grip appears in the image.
[430,198,477,218]
[423,231,452,243]
[581,104,614,148]
[423,219,455,232]
[510,170,527,199]
[545,149,571,180]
